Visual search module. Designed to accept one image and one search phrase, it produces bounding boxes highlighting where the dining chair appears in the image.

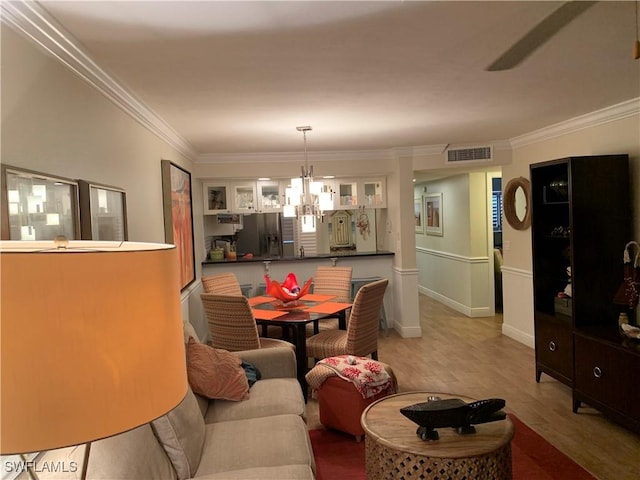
[305,265,353,336]
[202,272,243,295]
[201,293,294,352]
[306,278,388,362]
[203,272,282,338]
[351,276,388,334]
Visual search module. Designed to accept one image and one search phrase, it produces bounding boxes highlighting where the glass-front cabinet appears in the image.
[203,177,386,214]
[203,183,230,214]
[203,181,257,214]
[360,178,386,208]
[257,180,284,213]
[1,165,80,240]
[232,182,257,213]
[333,177,386,209]
[336,180,358,209]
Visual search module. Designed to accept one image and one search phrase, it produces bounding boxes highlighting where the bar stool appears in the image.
[351,277,388,334]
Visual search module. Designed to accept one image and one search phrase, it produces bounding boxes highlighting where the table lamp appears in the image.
[0,239,188,479]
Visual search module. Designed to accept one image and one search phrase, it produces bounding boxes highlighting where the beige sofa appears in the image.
[33,324,315,480]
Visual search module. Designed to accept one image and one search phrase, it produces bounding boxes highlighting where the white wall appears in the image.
[501,110,640,345]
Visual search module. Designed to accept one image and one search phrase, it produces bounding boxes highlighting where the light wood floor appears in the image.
[305,294,640,480]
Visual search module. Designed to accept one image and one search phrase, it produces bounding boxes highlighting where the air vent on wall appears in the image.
[446,146,492,163]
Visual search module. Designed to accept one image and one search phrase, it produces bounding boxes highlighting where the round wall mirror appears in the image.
[504,177,532,230]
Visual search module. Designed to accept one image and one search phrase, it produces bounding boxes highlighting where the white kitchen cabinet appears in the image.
[335,180,358,209]
[231,182,257,213]
[256,180,284,213]
[332,178,386,209]
[359,178,386,208]
[203,181,257,214]
[203,177,386,214]
[203,183,231,214]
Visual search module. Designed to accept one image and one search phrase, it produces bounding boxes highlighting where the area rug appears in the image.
[309,414,597,480]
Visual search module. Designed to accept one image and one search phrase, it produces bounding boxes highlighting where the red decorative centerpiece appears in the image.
[264,273,313,306]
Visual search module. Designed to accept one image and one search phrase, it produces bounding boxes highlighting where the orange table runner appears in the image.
[299,293,336,302]
[251,309,288,320]
[304,302,352,314]
[248,296,274,306]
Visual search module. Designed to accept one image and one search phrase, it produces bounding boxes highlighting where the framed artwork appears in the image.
[414,198,424,233]
[161,160,195,291]
[424,192,443,236]
[1,164,80,241]
[78,180,128,241]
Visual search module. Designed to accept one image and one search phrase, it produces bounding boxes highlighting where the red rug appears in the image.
[309,414,597,480]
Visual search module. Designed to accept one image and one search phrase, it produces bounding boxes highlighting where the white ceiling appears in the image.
[23,1,640,157]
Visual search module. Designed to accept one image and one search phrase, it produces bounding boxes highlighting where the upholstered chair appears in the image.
[201,293,293,352]
[201,272,243,295]
[305,265,353,336]
[306,278,388,361]
[203,272,283,339]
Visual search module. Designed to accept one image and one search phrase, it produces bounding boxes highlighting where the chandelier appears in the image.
[283,126,333,233]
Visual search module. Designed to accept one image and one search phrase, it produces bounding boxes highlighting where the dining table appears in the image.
[248,293,352,393]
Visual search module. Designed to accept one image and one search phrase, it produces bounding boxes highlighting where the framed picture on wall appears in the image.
[1,164,80,241]
[78,180,128,241]
[414,198,424,233]
[424,192,443,236]
[161,160,195,291]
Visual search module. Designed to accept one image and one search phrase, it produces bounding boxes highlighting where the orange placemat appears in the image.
[252,309,288,320]
[248,296,274,306]
[304,302,352,314]
[300,293,336,302]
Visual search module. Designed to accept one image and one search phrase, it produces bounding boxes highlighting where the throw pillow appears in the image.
[150,389,205,480]
[186,337,249,401]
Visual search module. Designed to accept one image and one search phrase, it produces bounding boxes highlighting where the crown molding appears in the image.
[199,140,514,164]
[1,0,198,161]
[390,144,448,158]
[197,148,397,164]
[510,98,640,149]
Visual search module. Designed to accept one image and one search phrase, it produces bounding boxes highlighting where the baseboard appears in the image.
[393,324,422,338]
[419,286,492,318]
[502,323,534,349]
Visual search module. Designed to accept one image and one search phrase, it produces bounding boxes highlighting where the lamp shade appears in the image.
[0,241,188,454]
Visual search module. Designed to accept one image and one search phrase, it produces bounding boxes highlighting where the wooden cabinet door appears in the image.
[574,334,639,419]
[535,313,573,384]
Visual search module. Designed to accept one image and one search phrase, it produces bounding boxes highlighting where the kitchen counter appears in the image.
[202,250,394,265]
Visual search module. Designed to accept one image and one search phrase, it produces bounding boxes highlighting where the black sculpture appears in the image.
[400,397,506,441]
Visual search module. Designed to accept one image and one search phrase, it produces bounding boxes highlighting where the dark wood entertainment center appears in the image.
[530,154,639,434]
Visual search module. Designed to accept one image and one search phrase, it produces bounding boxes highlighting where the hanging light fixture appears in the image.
[284,126,333,232]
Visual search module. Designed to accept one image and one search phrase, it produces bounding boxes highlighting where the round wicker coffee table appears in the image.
[361,391,514,480]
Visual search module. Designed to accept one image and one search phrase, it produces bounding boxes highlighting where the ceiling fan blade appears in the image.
[486,1,597,71]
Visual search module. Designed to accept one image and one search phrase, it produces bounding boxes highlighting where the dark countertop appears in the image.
[202,250,394,265]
